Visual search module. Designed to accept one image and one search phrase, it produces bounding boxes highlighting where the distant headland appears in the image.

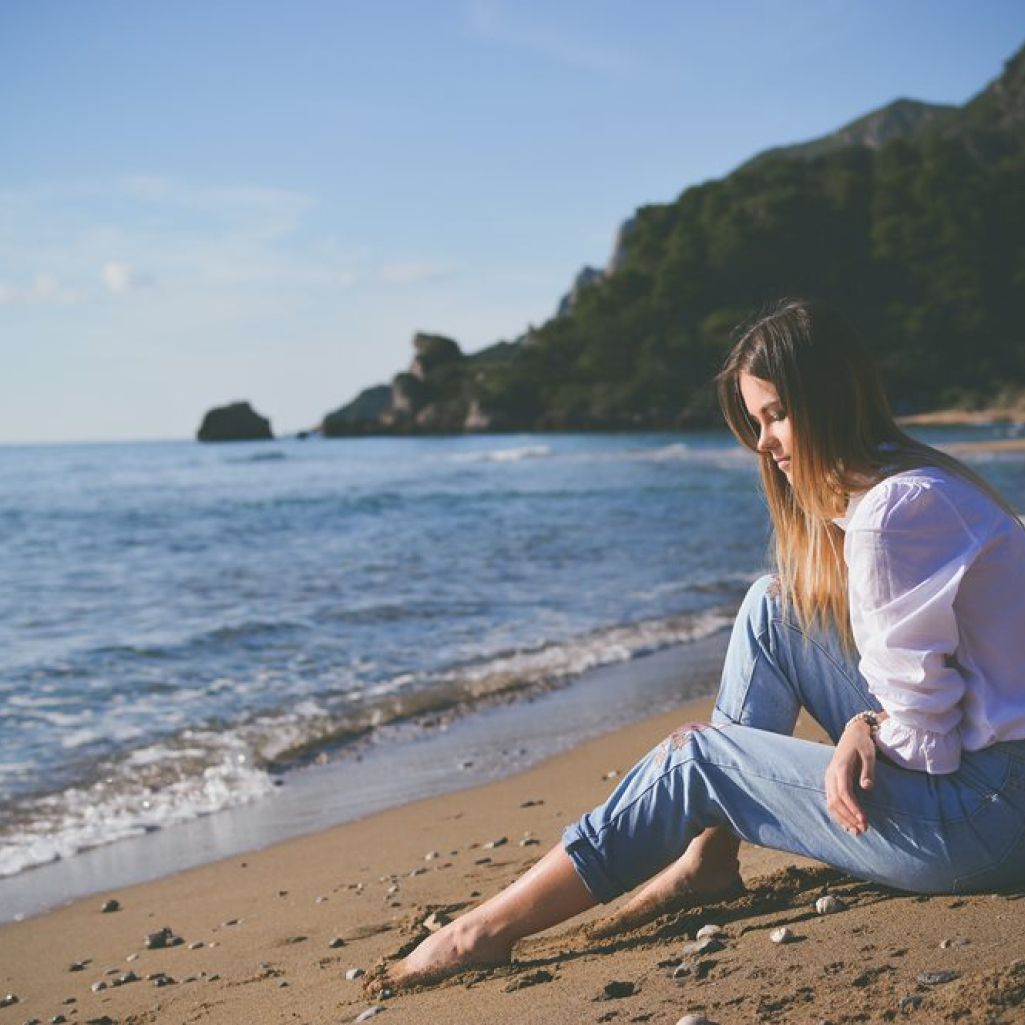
[202,42,1025,441]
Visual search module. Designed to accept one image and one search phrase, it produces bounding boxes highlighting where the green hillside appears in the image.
[323,43,1025,436]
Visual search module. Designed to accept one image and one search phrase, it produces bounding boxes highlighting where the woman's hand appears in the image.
[824,720,877,836]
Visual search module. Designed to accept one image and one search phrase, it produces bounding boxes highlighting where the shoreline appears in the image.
[0,629,732,926]
[5,691,1024,1025]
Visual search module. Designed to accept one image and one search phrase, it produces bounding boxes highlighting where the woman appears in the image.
[368,298,1025,994]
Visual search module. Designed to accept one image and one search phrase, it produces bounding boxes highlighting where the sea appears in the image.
[3,428,1024,921]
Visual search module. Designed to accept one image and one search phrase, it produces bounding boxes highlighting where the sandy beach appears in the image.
[4,690,1025,1025]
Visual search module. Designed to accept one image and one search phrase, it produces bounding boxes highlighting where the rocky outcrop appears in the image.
[607,216,639,275]
[409,333,462,379]
[321,333,475,436]
[321,385,391,436]
[738,98,956,173]
[197,402,273,442]
[556,266,605,318]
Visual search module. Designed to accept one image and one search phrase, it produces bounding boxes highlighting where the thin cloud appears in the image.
[465,0,629,75]
[0,273,85,306]
[379,262,451,286]
[102,262,154,294]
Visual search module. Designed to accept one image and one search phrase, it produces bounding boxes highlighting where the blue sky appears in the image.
[2,1,1024,443]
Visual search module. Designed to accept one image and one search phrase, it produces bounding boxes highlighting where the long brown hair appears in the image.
[717,297,1017,645]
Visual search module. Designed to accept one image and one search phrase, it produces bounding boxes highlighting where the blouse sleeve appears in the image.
[845,479,981,774]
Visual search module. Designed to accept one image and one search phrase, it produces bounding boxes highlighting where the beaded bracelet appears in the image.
[845,710,882,737]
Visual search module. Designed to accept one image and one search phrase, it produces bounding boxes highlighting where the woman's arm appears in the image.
[845,477,980,775]
[824,709,889,835]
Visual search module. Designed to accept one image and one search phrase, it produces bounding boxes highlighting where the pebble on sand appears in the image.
[600,980,635,999]
[145,926,184,950]
[329,937,346,949]
[815,895,846,915]
[677,1016,719,1025]
[0,994,17,1008]
[100,900,121,914]
[355,1006,384,1021]
[345,968,365,981]
[483,837,508,850]
[695,924,724,940]
[918,970,961,986]
[770,927,795,944]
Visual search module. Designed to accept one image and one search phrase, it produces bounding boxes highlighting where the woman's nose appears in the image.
[756,425,776,453]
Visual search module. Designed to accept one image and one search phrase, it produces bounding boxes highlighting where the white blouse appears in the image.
[836,466,1025,774]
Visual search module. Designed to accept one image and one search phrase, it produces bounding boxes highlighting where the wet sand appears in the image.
[3,696,1024,1025]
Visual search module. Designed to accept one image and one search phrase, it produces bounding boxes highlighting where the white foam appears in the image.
[0,736,275,878]
[447,445,552,464]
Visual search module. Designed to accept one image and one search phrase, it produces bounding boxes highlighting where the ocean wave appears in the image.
[0,604,737,878]
[447,445,553,464]
[0,732,275,878]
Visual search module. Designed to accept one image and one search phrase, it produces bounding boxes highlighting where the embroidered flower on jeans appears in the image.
[653,722,712,768]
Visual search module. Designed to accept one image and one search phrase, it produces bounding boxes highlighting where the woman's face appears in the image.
[739,373,793,479]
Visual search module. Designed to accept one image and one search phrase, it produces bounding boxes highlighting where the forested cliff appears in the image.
[324,43,1025,436]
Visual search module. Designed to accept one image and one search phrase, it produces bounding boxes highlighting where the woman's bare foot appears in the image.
[364,915,512,996]
[364,845,595,996]
[586,827,744,940]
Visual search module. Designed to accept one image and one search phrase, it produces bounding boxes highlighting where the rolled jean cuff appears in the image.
[562,823,621,904]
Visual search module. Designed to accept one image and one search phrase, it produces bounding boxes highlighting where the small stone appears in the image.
[278,981,289,988]
[100,899,121,914]
[816,895,845,915]
[672,962,696,979]
[90,982,107,993]
[918,970,960,986]
[69,961,87,972]
[770,926,795,944]
[345,967,365,981]
[0,995,18,1008]
[601,980,635,999]
[695,923,724,940]
[474,857,492,865]
[355,1007,384,1022]
[85,1018,116,1025]
[386,884,399,895]
[603,770,620,780]
[23,1018,42,1025]
[677,1016,719,1025]
[423,911,451,932]
[189,941,204,950]
[939,936,970,949]
[316,895,329,904]
[50,1018,67,1025]
[483,837,508,850]
[152,974,176,988]
[409,867,427,877]
[682,936,724,956]
[899,994,923,1012]
[126,954,139,962]
[425,850,440,861]
[145,926,178,950]
[329,937,346,949]
[519,837,541,847]
[223,918,240,927]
